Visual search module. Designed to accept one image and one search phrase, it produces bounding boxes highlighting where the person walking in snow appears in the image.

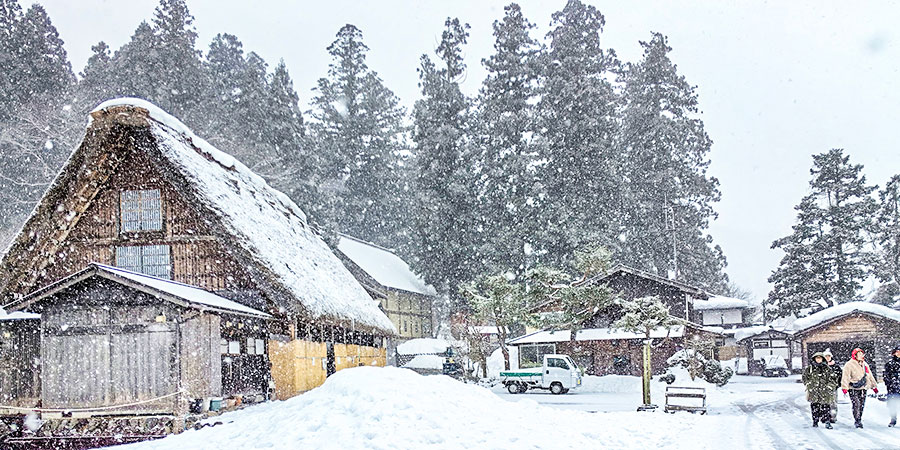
[804,352,839,428]
[885,345,900,427]
[841,347,879,428]
[823,349,841,424]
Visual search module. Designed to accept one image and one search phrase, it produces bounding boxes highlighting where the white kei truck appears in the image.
[499,354,582,395]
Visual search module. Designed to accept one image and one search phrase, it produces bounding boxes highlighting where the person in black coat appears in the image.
[886,345,900,427]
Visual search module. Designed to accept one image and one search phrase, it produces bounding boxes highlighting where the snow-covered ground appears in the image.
[108,367,898,450]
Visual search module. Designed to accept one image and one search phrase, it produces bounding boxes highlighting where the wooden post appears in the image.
[637,339,656,411]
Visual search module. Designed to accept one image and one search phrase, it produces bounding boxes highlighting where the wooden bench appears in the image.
[664,386,707,414]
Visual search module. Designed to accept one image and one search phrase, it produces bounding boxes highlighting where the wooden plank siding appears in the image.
[35,146,258,296]
[0,320,40,408]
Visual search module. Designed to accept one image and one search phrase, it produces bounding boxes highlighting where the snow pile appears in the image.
[485,346,519,378]
[397,338,451,355]
[792,301,900,333]
[112,366,730,450]
[336,234,437,296]
[692,295,750,310]
[403,355,445,370]
[90,99,394,333]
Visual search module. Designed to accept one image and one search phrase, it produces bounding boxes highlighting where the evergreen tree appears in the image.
[0,1,73,121]
[616,33,726,291]
[873,175,900,305]
[475,3,543,278]
[408,18,481,300]
[535,0,621,267]
[308,24,407,245]
[766,149,878,317]
[461,274,528,370]
[149,0,204,119]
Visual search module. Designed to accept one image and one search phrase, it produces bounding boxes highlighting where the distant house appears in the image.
[0,100,395,439]
[790,302,900,382]
[512,265,721,376]
[733,326,796,375]
[336,234,436,340]
[691,295,753,329]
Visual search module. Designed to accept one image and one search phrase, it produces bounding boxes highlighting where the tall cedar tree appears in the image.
[475,3,542,278]
[0,1,75,245]
[873,175,900,305]
[767,149,877,317]
[617,33,726,292]
[409,18,481,301]
[536,0,621,268]
[308,24,407,246]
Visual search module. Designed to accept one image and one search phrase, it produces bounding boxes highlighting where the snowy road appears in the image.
[495,374,900,450]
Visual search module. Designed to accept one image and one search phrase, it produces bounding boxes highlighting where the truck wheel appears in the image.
[550,382,564,395]
[507,383,520,394]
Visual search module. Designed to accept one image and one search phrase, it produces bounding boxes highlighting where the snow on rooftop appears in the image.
[396,338,451,355]
[692,295,750,311]
[336,234,437,296]
[508,326,685,345]
[0,308,39,321]
[95,264,269,318]
[732,325,775,342]
[792,301,900,333]
[90,99,394,333]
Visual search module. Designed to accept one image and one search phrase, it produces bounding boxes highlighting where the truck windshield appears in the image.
[565,356,578,369]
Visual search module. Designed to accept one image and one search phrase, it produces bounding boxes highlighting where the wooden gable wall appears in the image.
[26,135,260,299]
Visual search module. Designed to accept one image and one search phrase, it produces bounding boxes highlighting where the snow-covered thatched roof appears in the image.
[792,301,900,335]
[336,234,437,296]
[0,308,39,321]
[2,98,395,334]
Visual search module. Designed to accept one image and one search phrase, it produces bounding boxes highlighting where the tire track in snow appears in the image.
[735,402,796,450]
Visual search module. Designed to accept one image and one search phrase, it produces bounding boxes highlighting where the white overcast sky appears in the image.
[24,0,900,302]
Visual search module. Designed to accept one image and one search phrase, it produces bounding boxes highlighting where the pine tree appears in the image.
[461,274,528,370]
[475,3,543,278]
[766,149,878,317]
[535,0,621,267]
[308,24,407,245]
[616,33,726,291]
[873,175,900,305]
[408,18,482,301]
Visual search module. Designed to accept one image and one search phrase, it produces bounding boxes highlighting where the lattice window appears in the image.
[115,244,171,279]
[120,189,162,232]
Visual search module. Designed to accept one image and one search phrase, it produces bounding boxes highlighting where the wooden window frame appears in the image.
[120,189,163,233]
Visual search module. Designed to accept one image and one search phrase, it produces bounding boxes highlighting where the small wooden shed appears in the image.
[791,302,900,382]
[734,326,795,375]
[7,263,271,417]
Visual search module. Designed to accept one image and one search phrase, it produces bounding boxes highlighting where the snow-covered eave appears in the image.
[10,263,272,319]
[791,302,900,337]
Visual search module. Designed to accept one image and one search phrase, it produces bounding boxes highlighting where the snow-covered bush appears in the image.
[667,349,733,386]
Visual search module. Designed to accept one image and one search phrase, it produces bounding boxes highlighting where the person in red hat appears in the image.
[841,347,878,428]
